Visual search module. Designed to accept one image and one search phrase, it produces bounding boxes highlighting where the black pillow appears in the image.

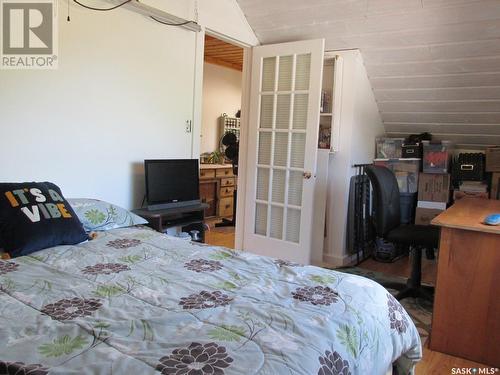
[0,182,88,257]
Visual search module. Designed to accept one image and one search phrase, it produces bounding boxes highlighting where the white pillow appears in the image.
[67,198,147,232]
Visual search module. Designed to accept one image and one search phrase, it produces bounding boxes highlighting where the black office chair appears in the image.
[365,165,439,301]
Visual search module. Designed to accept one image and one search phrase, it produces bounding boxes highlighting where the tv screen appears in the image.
[145,159,200,209]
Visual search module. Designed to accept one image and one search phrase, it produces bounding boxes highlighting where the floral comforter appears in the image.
[0,226,421,375]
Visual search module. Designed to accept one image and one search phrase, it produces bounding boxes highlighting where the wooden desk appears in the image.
[430,199,500,367]
[199,164,236,219]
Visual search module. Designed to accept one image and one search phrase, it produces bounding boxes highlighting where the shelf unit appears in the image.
[318,53,343,153]
[219,114,241,141]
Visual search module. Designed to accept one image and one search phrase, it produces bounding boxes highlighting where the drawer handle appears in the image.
[461,164,474,171]
[226,204,231,209]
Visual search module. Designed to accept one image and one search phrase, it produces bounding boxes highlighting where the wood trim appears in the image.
[205,56,242,71]
[204,35,243,71]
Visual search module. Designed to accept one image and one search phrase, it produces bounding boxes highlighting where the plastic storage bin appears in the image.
[374,158,421,193]
[452,153,485,182]
[422,141,451,174]
[402,143,422,158]
[376,138,404,159]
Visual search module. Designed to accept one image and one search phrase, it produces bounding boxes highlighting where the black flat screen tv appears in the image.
[145,159,200,210]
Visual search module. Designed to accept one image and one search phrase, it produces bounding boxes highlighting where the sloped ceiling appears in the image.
[236,0,500,147]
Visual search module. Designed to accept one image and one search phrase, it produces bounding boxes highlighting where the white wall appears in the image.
[324,50,385,266]
[197,0,259,46]
[0,0,256,209]
[201,63,242,154]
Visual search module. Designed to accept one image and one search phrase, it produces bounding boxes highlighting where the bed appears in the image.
[0,226,421,375]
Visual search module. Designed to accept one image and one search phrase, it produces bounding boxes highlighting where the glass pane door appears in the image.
[254,53,312,243]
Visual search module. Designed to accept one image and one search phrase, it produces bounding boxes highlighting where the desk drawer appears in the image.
[220,177,235,187]
[220,186,234,197]
[219,197,233,217]
[216,168,234,178]
[200,169,215,179]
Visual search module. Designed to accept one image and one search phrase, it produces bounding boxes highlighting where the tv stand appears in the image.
[132,203,209,243]
[146,200,201,211]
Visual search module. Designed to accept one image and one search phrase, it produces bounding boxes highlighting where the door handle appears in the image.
[303,171,312,179]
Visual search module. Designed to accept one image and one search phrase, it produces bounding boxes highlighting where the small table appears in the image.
[430,198,500,366]
[132,203,209,243]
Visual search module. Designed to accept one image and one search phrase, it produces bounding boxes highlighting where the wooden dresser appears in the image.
[199,164,236,219]
[430,198,500,367]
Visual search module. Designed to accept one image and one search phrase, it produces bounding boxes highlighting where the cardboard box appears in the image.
[491,172,500,200]
[453,191,489,201]
[486,147,500,172]
[417,173,451,202]
[415,207,444,226]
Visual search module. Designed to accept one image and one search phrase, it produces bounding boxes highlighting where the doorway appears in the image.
[200,34,244,249]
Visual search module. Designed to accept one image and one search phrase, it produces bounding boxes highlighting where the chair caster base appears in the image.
[395,283,434,302]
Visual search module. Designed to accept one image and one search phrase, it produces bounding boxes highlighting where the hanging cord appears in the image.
[150,15,195,27]
[72,0,133,12]
[67,0,71,21]
[70,0,197,27]
[193,0,199,23]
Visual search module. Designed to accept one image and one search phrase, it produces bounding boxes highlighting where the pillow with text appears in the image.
[0,182,88,257]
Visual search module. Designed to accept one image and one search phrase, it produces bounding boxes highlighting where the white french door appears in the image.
[242,39,325,264]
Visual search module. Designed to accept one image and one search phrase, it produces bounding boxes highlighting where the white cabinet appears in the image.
[323,50,385,266]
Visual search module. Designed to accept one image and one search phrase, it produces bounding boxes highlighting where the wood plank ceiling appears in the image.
[204,35,244,71]
[236,0,500,146]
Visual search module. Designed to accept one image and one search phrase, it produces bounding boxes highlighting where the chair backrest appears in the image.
[365,165,401,236]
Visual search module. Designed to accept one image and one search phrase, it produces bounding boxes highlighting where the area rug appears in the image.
[338,267,433,343]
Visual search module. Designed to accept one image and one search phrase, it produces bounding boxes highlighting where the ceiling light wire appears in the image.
[71,0,198,28]
[72,0,133,12]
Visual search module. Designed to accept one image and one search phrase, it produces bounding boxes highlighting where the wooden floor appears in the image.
[360,254,437,285]
[204,224,489,374]
[204,218,236,248]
